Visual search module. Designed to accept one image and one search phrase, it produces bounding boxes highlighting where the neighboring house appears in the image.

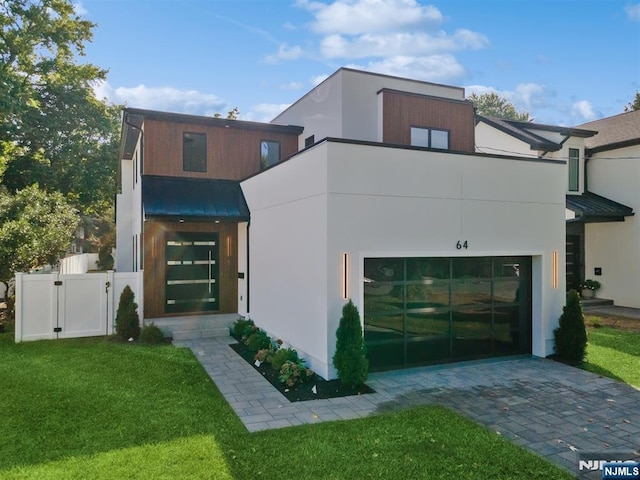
[475,115,636,303]
[575,110,640,308]
[117,68,567,379]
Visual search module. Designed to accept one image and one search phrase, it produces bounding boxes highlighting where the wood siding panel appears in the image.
[382,91,475,152]
[142,220,238,318]
[143,118,299,180]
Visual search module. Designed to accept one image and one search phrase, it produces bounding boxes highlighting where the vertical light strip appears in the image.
[342,253,349,299]
[552,250,559,289]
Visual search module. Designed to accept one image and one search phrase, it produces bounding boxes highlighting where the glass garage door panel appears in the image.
[165,232,219,314]
[364,256,532,371]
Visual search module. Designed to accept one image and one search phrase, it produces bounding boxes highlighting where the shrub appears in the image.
[333,299,368,387]
[279,359,314,387]
[254,347,275,364]
[232,318,255,339]
[271,347,299,371]
[554,290,588,365]
[115,285,140,341]
[139,323,165,345]
[245,329,271,352]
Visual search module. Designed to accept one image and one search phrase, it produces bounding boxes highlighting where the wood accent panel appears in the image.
[142,220,238,318]
[381,91,475,152]
[143,119,299,180]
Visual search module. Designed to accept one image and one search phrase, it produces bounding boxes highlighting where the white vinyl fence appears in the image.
[14,271,143,343]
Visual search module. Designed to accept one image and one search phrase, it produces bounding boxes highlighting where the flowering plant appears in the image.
[580,279,601,291]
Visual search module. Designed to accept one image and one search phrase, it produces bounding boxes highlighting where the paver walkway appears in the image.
[176,337,640,477]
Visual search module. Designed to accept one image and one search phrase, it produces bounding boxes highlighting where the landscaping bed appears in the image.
[229,339,374,402]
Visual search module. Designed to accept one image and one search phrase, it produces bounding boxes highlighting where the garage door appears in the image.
[364,256,532,371]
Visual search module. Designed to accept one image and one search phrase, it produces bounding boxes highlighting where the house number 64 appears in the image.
[456,240,468,250]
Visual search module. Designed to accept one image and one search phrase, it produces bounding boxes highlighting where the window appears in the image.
[260,140,280,169]
[410,127,449,149]
[568,148,579,192]
[183,132,207,172]
[305,135,315,148]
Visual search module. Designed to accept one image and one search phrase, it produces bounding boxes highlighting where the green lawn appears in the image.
[583,326,640,388]
[0,333,571,479]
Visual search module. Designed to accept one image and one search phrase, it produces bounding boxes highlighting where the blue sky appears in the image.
[79,0,640,126]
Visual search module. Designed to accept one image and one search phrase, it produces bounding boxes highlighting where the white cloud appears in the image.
[299,0,443,35]
[94,81,227,116]
[625,4,640,21]
[349,54,467,82]
[73,1,88,16]
[571,100,597,121]
[243,103,291,122]
[280,81,304,90]
[311,73,330,85]
[512,83,548,110]
[265,43,303,63]
[290,0,488,83]
[321,29,488,59]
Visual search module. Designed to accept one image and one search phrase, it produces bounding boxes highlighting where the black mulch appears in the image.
[229,340,374,402]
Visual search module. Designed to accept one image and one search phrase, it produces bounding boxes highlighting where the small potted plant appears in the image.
[580,279,601,299]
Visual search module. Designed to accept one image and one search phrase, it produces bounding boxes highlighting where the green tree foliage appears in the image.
[624,91,640,112]
[0,0,120,216]
[332,300,368,387]
[0,185,78,289]
[554,290,588,365]
[115,285,140,341]
[468,92,531,121]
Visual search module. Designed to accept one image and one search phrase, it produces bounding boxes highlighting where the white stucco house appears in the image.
[475,113,637,307]
[117,68,568,380]
[576,110,640,308]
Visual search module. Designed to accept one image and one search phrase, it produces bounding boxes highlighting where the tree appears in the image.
[553,290,588,365]
[0,185,78,292]
[332,300,368,387]
[624,91,640,112]
[467,92,531,121]
[114,285,140,341]
[0,0,120,217]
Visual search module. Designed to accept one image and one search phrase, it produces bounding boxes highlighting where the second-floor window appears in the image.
[568,148,579,192]
[260,140,280,169]
[183,132,207,172]
[410,127,449,149]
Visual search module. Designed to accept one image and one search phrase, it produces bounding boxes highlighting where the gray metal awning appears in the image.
[566,192,634,223]
[142,175,249,221]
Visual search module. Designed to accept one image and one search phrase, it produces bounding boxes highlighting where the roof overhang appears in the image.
[142,175,250,221]
[566,192,634,223]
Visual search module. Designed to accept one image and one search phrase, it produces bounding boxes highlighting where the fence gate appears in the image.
[55,273,109,339]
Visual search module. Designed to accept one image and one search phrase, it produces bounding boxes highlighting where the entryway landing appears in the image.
[149,313,238,341]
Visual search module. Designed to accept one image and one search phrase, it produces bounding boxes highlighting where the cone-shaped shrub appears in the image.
[115,285,140,341]
[332,299,368,387]
[554,289,587,364]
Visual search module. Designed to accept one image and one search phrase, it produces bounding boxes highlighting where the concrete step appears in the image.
[171,327,231,341]
[148,313,238,340]
[582,297,614,308]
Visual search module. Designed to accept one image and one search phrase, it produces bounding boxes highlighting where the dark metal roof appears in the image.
[477,115,597,152]
[142,175,249,221]
[566,192,634,223]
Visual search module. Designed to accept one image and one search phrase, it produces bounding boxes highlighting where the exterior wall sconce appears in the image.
[552,250,559,289]
[342,253,349,299]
